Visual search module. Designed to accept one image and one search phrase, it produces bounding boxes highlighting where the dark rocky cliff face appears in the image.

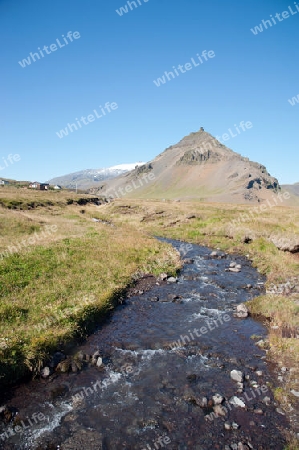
[246,177,279,190]
[176,149,223,165]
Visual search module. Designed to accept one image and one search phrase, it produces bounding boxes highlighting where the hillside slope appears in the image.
[91,128,281,203]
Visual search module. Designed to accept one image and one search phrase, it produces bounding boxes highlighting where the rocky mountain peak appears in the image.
[172,128,237,165]
[86,128,281,203]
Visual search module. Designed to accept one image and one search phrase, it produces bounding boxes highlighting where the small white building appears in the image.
[28,182,49,190]
[0,180,9,185]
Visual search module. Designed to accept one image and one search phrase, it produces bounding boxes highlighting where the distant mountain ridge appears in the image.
[48,163,144,190]
[282,182,299,197]
[91,128,282,203]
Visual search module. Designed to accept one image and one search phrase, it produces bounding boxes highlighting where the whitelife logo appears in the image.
[55,102,118,139]
[250,3,299,35]
[153,50,215,87]
[116,0,149,16]
[0,225,58,261]
[0,412,46,442]
[105,172,155,199]
[230,191,291,228]
[18,31,81,68]
[288,94,299,106]
[0,153,21,171]
[215,121,253,143]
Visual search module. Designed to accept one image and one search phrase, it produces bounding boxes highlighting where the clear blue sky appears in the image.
[1,0,298,183]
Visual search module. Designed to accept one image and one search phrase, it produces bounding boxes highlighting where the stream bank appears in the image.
[0,239,292,449]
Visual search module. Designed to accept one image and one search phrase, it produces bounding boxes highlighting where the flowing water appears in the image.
[0,239,289,449]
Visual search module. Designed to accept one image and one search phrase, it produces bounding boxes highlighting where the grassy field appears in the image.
[0,189,180,386]
[96,198,299,426]
[0,188,299,447]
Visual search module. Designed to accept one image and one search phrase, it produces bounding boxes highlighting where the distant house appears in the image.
[53,185,62,190]
[0,180,9,185]
[28,182,49,190]
[29,182,39,189]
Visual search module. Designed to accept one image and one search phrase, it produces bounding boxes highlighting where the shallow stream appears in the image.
[0,239,289,449]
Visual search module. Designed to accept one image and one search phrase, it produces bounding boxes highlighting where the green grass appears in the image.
[0,212,180,386]
[0,215,41,242]
[100,198,299,436]
[1,190,299,448]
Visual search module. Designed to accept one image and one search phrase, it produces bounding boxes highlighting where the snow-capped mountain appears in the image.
[48,162,144,190]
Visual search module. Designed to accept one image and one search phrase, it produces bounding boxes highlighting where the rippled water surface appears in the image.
[0,239,289,449]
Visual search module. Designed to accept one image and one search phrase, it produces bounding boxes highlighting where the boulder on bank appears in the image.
[234,304,249,318]
[159,273,168,281]
[167,277,177,283]
[270,235,299,253]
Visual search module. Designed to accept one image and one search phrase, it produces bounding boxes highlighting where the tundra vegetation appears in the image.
[100,198,299,427]
[0,188,180,386]
[0,188,298,447]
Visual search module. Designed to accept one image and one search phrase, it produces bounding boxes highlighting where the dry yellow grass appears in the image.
[95,198,299,417]
[98,198,299,284]
[0,192,180,386]
[1,189,298,437]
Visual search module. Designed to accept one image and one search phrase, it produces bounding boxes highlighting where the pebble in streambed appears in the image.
[0,240,292,449]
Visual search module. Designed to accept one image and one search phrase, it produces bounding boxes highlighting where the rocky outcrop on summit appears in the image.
[92,128,280,203]
[176,148,223,165]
